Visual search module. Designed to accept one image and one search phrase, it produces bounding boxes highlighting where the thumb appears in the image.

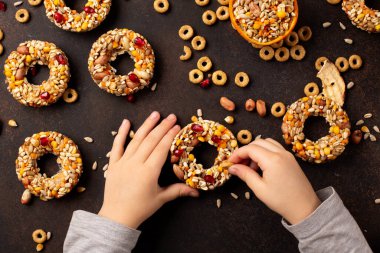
[159,183,199,203]
[229,164,264,193]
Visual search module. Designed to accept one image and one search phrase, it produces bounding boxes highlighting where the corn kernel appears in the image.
[253,21,261,30]
[76,158,82,163]
[75,15,82,22]
[175,139,182,146]
[295,142,303,151]
[217,166,223,172]
[376,24,380,31]
[331,126,340,134]
[214,130,222,136]
[81,22,88,30]
[315,150,321,159]
[131,50,138,57]
[54,0,60,5]
[277,10,287,19]
[191,116,198,122]
[217,125,225,132]
[4,70,12,77]
[357,13,365,20]
[113,41,119,48]
[219,142,227,149]
[188,154,195,161]
[231,139,238,148]
[25,55,32,64]
[361,126,369,133]
[323,147,331,156]
[206,170,212,175]
[15,80,24,86]
[51,141,58,149]
[198,136,205,142]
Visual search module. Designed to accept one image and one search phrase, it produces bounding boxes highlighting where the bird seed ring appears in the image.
[304,82,320,96]
[284,31,299,47]
[216,6,229,20]
[32,229,47,244]
[28,0,42,6]
[154,0,169,13]
[237,130,253,145]
[335,57,349,72]
[197,56,213,72]
[212,70,227,86]
[315,56,328,70]
[234,72,249,87]
[16,131,83,201]
[178,25,194,40]
[349,54,362,69]
[170,120,238,190]
[180,46,192,61]
[271,102,286,118]
[88,29,155,96]
[298,26,312,41]
[63,88,78,103]
[195,0,210,6]
[189,69,204,84]
[218,0,229,5]
[15,9,30,23]
[275,47,290,62]
[44,0,112,32]
[191,36,206,51]
[342,0,380,33]
[282,95,351,163]
[259,46,274,61]
[4,40,70,107]
[202,10,217,26]
[290,45,306,61]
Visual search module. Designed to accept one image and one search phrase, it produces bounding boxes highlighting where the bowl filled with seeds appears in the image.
[229,0,299,46]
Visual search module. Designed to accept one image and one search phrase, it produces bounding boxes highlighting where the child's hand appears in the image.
[228,138,321,225]
[98,112,199,229]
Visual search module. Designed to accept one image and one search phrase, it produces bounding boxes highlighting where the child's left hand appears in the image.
[98,112,199,229]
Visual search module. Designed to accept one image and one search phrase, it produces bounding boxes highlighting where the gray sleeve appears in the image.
[64,210,141,253]
[282,187,372,253]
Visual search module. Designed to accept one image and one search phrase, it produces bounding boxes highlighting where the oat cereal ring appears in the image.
[218,0,229,5]
[16,131,83,200]
[0,44,3,56]
[180,46,192,61]
[290,45,306,61]
[44,0,111,32]
[271,102,286,118]
[237,130,253,145]
[335,57,349,72]
[234,72,249,87]
[191,35,207,51]
[348,54,362,69]
[271,40,284,49]
[178,25,194,41]
[0,29,3,41]
[202,10,217,26]
[4,40,70,107]
[259,46,274,61]
[189,69,204,84]
[275,47,290,62]
[88,29,155,96]
[315,56,329,71]
[342,0,380,33]
[216,6,229,21]
[304,82,320,96]
[197,56,213,72]
[63,88,78,103]
[170,120,238,190]
[154,0,169,13]
[212,70,227,86]
[282,95,351,163]
[28,0,42,6]
[15,9,30,23]
[284,31,299,47]
[32,229,47,244]
[298,26,312,41]
[195,0,210,6]
[251,43,263,49]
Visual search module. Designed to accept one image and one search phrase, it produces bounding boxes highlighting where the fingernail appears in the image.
[228,166,237,174]
[150,111,159,119]
[189,191,199,197]
[167,114,176,121]
[122,119,128,125]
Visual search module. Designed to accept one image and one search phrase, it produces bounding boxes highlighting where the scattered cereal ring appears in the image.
[32,229,47,244]
[284,31,299,47]
[28,0,42,6]
[44,0,111,32]
[191,35,207,51]
[304,82,320,96]
[218,0,229,5]
[63,88,78,103]
[212,70,227,86]
[237,130,253,145]
[335,57,349,72]
[234,72,249,87]
[315,56,328,71]
[0,44,3,56]
[271,102,286,118]
[348,54,362,69]
[271,40,284,49]
[197,56,213,72]
[189,69,204,84]
[180,46,192,61]
[88,29,155,96]
[298,26,312,41]
[170,120,238,190]
[15,9,30,23]
[0,28,3,40]
[4,40,70,107]
[282,95,351,163]
[16,131,83,200]
[216,6,229,21]
[290,44,306,61]
[195,0,210,6]
[154,0,169,13]
[342,0,380,33]
[275,47,290,62]
[202,10,217,26]
[178,25,194,41]
[259,46,274,61]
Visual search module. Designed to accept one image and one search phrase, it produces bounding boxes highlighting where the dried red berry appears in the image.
[55,54,67,65]
[204,175,215,184]
[200,79,211,89]
[40,137,49,146]
[127,94,135,103]
[84,6,95,14]
[211,135,221,143]
[29,67,38,77]
[191,124,204,132]
[128,73,139,83]
[174,149,184,157]
[134,37,145,47]
[0,1,6,12]
[40,92,50,100]
[54,12,64,23]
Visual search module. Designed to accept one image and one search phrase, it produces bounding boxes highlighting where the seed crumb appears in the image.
[230,193,238,199]
[111,131,117,136]
[339,22,346,30]
[84,137,94,143]
[217,198,221,208]
[92,161,98,170]
[102,164,109,171]
[245,191,251,200]
[322,22,331,28]
[344,38,353,44]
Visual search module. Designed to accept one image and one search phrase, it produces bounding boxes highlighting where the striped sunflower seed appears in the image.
[92,161,98,170]
[197,108,203,117]
[151,82,157,91]
[102,164,109,171]
[370,134,376,142]
[46,232,51,240]
[84,137,94,143]
[364,132,370,140]
[106,151,111,158]
[217,198,221,208]
[364,113,373,119]
[355,119,364,126]
[347,81,354,89]
[375,199,380,204]
[14,1,23,6]
[230,193,238,199]
[323,22,332,28]
[339,22,346,30]
[373,125,380,133]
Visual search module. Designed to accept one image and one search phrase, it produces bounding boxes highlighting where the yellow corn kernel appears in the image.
[306,145,314,150]
[253,21,261,30]
[54,0,60,5]
[357,13,365,20]
[81,22,88,30]
[214,130,222,136]
[112,41,119,48]
[277,10,287,19]
[331,126,340,134]
[302,97,309,102]
[314,150,321,159]
[198,136,205,142]
[217,166,223,172]
[376,24,380,31]
[231,139,238,148]
[75,15,82,22]
[8,83,16,89]
[60,75,67,80]
[11,75,15,82]
[15,80,24,86]
[323,147,331,156]
[361,126,369,133]
[51,141,58,149]
[131,50,138,57]
[217,125,225,132]
[134,62,140,69]
[4,70,12,78]
[186,178,195,187]
[25,55,32,64]
[76,158,82,163]
[219,142,227,149]
[34,187,41,192]
[206,170,212,176]
[175,139,182,146]
[245,11,251,16]
[19,169,24,176]
[191,116,198,122]
[295,142,303,151]
[188,154,195,162]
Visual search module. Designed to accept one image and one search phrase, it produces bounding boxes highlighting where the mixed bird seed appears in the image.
[342,0,380,33]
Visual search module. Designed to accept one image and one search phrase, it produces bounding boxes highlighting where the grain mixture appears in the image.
[342,0,380,33]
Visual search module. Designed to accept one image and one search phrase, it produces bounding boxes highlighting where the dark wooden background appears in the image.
[0,0,379,252]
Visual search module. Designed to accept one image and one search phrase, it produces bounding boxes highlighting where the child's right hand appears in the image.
[228,138,321,225]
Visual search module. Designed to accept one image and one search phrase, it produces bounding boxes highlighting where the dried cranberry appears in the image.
[204,175,215,184]
[134,37,145,47]
[40,137,49,146]
[54,12,64,23]
[84,6,95,14]
[55,54,67,65]
[211,135,221,143]
[200,79,210,89]
[127,94,135,103]
[0,1,6,12]
[174,149,184,157]
[128,73,140,83]
[29,67,38,77]
[191,124,204,132]
[40,92,50,100]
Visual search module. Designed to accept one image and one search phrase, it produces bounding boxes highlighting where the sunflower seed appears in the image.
[322,22,331,28]
[46,232,51,240]
[364,132,370,140]
[14,1,23,6]
[370,134,376,142]
[375,199,380,204]
[373,125,380,133]
[216,198,221,208]
[102,164,109,171]
[111,131,117,136]
[197,109,203,117]
[364,113,373,119]
[106,151,111,158]
[8,119,18,127]
[344,38,353,44]
[230,193,238,199]
[355,119,364,126]
[347,81,354,89]
[339,22,346,30]
[92,161,98,170]
[245,191,251,200]
[151,82,157,91]
[129,130,135,139]
[84,137,93,143]
[77,186,86,193]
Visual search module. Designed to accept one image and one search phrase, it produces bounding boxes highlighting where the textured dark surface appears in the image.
[0,0,380,252]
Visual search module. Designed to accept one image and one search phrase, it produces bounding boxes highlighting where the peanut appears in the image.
[170,155,179,163]
[245,99,255,112]
[256,99,267,117]
[351,130,362,144]
[94,55,110,65]
[173,164,184,180]
[17,45,29,55]
[15,67,26,80]
[220,97,235,111]
[21,189,31,205]
[93,71,108,80]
